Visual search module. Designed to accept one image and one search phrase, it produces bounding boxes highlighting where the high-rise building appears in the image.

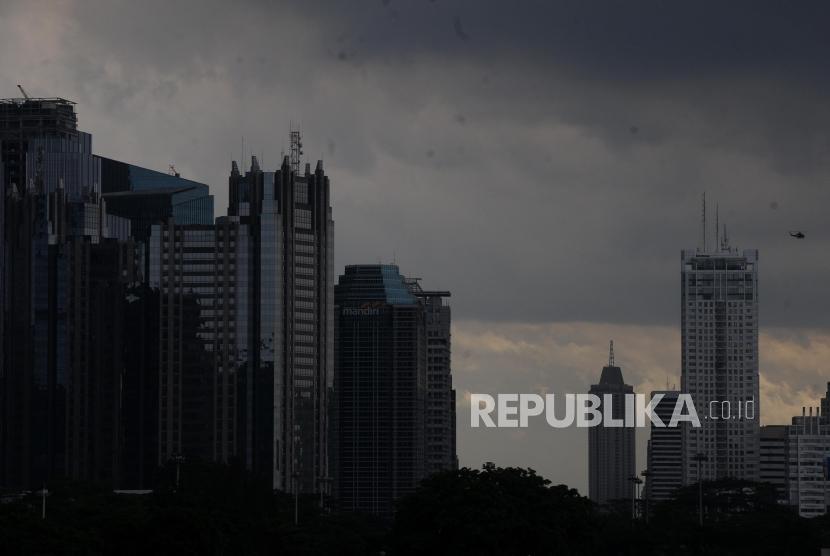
[0,96,135,488]
[680,228,759,484]
[333,264,455,516]
[588,342,635,505]
[788,407,830,518]
[150,222,221,464]
[759,424,789,504]
[100,155,214,241]
[645,390,683,504]
[0,95,212,490]
[1,95,335,496]
[416,287,457,474]
[227,153,334,494]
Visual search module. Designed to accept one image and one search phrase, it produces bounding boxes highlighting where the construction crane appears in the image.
[17,84,30,99]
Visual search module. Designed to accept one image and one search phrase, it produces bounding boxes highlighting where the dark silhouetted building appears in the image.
[645,390,682,503]
[226,153,334,495]
[333,265,455,517]
[0,95,211,490]
[588,342,635,505]
[759,424,788,504]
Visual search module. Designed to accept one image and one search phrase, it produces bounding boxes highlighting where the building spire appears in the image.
[609,340,615,367]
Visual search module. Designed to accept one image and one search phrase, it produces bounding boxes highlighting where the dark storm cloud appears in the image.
[3,0,830,328]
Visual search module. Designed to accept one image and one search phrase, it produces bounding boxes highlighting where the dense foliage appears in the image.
[3,463,830,555]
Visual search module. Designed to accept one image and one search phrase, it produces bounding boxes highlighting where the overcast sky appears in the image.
[4,0,830,493]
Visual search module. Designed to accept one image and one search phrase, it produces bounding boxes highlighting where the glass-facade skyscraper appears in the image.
[0,96,143,488]
[0,95,212,489]
[227,155,334,494]
[2,95,336,500]
[333,265,455,517]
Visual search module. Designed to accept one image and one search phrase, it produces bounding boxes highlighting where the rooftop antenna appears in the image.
[289,127,303,175]
[608,340,615,366]
[715,203,719,251]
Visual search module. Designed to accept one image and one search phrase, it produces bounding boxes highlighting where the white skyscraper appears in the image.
[680,220,760,484]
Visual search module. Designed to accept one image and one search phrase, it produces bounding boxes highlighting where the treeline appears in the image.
[2,463,829,555]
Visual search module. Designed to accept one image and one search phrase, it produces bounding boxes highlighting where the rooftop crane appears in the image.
[17,84,30,99]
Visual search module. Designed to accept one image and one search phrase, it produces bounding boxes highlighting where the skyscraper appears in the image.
[150,222,221,465]
[645,390,683,503]
[759,424,789,504]
[417,287,457,474]
[0,95,213,489]
[588,342,635,505]
[680,226,759,484]
[333,265,455,516]
[228,153,334,495]
[788,407,830,518]
[0,96,135,488]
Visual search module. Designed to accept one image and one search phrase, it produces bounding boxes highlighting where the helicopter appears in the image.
[789,231,805,239]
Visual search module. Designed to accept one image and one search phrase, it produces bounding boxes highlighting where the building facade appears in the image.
[588,342,635,505]
[759,424,789,504]
[0,96,140,488]
[2,96,335,497]
[333,265,455,516]
[788,408,830,518]
[0,96,213,489]
[226,154,334,494]
[680,239,760,485]
[645,390,683,503]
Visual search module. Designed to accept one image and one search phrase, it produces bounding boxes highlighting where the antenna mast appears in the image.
[289,127,303,175]
[609,340,615,366]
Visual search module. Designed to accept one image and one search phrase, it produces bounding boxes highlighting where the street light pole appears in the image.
[693,453,709,527]
[172,454,185,492]
[293,473,300,526]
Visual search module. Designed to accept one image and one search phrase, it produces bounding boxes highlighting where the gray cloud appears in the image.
[4,0,830,328]
[5,0,830,487]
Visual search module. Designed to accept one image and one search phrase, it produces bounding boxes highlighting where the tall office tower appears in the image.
[120,282,161,489]
[788,407,830,518]
[414,286,457,474]
[148,217,242,467]
[228,151,333,494]
[1,95,209,489]
[150,222,221,464]
[645,390,683,503]
[759,425,789,503]
[0,96,132,488]
[588,342,635,505]
[1,97,80,488]
[335,265,454,516]
[680,223,759,484]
